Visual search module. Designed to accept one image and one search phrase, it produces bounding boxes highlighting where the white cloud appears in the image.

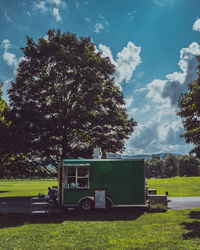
[85,17,91,22]
[1,39,23,74]
[127,12,135,21]
[98,41,141,89]
[35,1,48,13]
[140,104,151,114]
[34,0,64,22]
[124,96,134,108]
[52,7,61,22]
[98,43,115,65]
[93,15,109,34]
[94,23,104,33]
[146,79,167,103]
[128,107,138,115]
[47,0,62,6]
[193,18,200,32]
[125,117,190,155]
[146,42,200,106]
[134,87,147,93]
[115,42,141,85]
[124,42,200,156]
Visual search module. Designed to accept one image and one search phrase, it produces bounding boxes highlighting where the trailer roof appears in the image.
[63,158,144,164]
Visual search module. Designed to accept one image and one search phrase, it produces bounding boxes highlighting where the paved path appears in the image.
[168,197,200,210]
[1,196,200,215]
[0,197,32,215]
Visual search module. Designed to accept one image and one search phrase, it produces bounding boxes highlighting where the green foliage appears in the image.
[0,84,52,178]
[0,82,10,157]
[145,154,200,178]
[178,56,200,156]
[7,29,136,169]
[0,209,200,249]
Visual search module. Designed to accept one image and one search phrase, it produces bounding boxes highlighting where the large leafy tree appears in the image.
[178,56,200,156]
[7,29,136,168]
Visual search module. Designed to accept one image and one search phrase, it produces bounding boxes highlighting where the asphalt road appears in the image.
[168,197,200,210]
[0,196,200,215]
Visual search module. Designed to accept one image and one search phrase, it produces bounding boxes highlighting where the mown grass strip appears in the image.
[0,179,57,197]
[148,176,200,197]
[0,208,200,249]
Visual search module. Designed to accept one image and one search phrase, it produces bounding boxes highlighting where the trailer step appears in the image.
[32,211,49,214]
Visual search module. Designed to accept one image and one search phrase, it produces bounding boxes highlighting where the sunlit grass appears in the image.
[0,179,57,197]
[148,176,200,197]
[0,208,200,249]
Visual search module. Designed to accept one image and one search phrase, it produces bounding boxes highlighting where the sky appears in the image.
[1,0,200,156]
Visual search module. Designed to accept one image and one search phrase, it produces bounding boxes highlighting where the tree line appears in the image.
[145,154,200,178]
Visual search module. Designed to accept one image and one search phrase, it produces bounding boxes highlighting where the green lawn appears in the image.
[148,176,200,197]
[1,176,200,198]
[0,179,57,197]
[1,177,200,249]
[0,208,200,249]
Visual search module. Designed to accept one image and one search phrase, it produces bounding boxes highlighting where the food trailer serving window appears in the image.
[63,164,90,189]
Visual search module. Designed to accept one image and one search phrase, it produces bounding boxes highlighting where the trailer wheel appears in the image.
[79,198,94,212]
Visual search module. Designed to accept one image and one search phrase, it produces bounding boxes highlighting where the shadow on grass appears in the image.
[0,191,10,194]
[181,211,200,239]
[0,207,146,229]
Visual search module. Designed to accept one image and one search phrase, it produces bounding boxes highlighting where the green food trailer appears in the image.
[58,158,148,211]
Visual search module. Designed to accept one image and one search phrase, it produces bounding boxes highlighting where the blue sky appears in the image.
[1,0,200,155]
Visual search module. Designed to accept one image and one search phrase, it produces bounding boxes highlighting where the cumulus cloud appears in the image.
[98,44,115,64]
[125,117,189,155]
[115,42,141,85]
[124,96,134,108]
[125,42,200,155]
[1,39,23,74]
[193,18,200,32]
[98,41,141,89]
[52,7,61,22]
[34,0,64,22]
[146,79,167,103]
[146,42,200,106]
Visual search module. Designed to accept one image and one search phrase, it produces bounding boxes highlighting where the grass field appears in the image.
[0,179,57,197]
[1,176,200,198]
[148,176,200,197]
[0,208,200,249]
[1,177,200,249]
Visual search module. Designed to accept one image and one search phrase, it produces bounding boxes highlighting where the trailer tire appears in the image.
[79,198,94,212]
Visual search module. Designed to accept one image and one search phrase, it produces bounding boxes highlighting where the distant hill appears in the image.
[122,153,183,160]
